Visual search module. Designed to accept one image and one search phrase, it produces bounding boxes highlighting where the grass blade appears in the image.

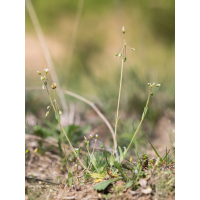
[146,136,162,161]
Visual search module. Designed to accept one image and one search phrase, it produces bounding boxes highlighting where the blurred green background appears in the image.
[25,0,175,155]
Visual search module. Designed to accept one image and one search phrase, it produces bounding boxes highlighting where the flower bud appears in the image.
[75,148,78,153]
[156,84,161,87]
[37,71,41,75]
[47,106,50,109]
[44,69,49,74]
[118,53,122,58]
[59,111,62,115]
[45,111,49,117]
[151,92,153,96]
[51,83,57,89]
[115,53,118,57]
[152,82,155,87]
[131,48,135,50]
[84,136,87,141]
[90,135,93,138]
[95,134,98,139]
[101,145,104,149]
[122,26,125,34]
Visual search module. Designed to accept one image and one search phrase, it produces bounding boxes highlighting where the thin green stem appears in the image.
[61,125,91,174]
[123,90,151,160]
[92,140,97,155]
[46,87,91,174]
[113,58,124,155]
[53,90,67,161]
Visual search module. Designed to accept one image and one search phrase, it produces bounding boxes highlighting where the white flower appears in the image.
[95,134,98,138]
[45,111,49,117]
[44,69,49,74]
[41,76,43,80]
[75,164,77,167]
[37,71,41,75]
[75,148,78,152]
[59,111,62,115]
[135,169,138,174]
[122,26,125,34]
[47,106,50,109]
[42,84,45,89]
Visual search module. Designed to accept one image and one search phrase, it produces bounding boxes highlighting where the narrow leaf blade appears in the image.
[146,136,162,161]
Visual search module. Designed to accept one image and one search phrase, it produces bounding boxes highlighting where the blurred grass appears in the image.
[25,0,174,149]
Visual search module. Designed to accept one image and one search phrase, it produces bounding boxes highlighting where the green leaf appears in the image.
[90,153,97,168]
[114,161,128,181]
[67,178,72,187]
[115,156,119,161]
[146,136,162,161]
[162,148,170,163]
[109,154,115,167]
[68,169,73,178]
[125,180,133,188]
[168,150,175,163]
[93,177,122,191]
[86,141,89,149]
[114,161,122,169]
[118,146,124,163]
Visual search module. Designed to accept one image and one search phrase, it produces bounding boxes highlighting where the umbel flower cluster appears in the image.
[115,26,135,62]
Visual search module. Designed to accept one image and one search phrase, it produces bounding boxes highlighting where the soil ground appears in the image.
[25,134,175,200]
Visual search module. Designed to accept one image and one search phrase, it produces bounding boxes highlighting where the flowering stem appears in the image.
[113,58,124,155]
[122,89,151,160]
[53,90,67,161]
[45,86,91,174]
